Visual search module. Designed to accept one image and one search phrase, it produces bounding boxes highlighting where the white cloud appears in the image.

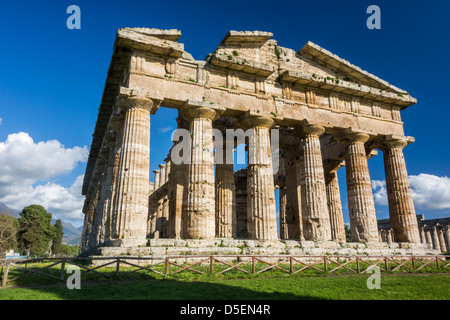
[158,126,173,134]
[0,132,88,225]
[372,174,450,211]
[0,118,3,125]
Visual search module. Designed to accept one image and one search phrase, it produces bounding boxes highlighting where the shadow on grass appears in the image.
[1,275,322,300]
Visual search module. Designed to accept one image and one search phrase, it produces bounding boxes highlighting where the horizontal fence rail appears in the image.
[1,255,449,287]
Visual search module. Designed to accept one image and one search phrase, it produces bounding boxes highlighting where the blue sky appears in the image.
[0,1,449,227]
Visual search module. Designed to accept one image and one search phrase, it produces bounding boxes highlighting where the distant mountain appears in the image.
[51,219,82,245]
[0,203,20,218]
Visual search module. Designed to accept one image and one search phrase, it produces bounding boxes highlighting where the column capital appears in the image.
[158,164,166,169]
[377,135,414,151]
[236,113,275,130]
[295,122,326,138]
[334,129,371,145]
[117,94,156,112]
[180,99,225,122]
[153,169,160,174]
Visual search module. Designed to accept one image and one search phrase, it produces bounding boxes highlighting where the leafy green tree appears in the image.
[59,244,80,257]
[17,205,55,256]
[344,224,352,242]
[0,215,19,255]
[51,219,64,255]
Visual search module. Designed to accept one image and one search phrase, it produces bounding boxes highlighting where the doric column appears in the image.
[387,229,394,243]
[437,225,447,252]
[296,124,331,241]
[379,136,420,243]
[431,226,440,250]
[279,186,288,239]
[283,148,302,239]
[234,169,248,239]
[215,149,236,238]
[237,114,278,240]
[324,160,346,242]
[167,115,189,239]
[444,225,450,253]
[419,226,425,243]
[153,170,160,190]
[110,94,154,246]
[424,227,433,245]
[159,164,166,187]
[335,130,379,242]
[181,101,224,239]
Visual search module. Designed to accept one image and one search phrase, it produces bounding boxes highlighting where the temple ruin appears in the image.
[80,28,440,256]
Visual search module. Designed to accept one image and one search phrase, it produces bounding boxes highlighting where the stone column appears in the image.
[234,169,248,239]
[279,186,289,239]
[215,150,236,238]
[153,170,160,190]
[430,227,440,250]
[424,227,433,246]
[283,148,302,240]
[110,94,154,246]
[159,164,166,187]
[379,136,420,243]
[158,164,169,237]
[237,114,278,240]
[444,225,450,253]
[437,225,447,252]
[181,101,224,239]
[324,160,346,242]
[419,226,425,243]
[336,130,379,242]
[296,124,331,241]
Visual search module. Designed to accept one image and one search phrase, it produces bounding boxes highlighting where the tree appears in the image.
[0,215,19,256]
[52,219,64,255]
[17,205,55,256]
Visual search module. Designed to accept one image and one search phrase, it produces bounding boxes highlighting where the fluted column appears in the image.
[153,170,160,190]
[424,227,433,246]
[237,115,278,240]
[431,226,440,250]
[297,124,331,241]
[419,226,425,243]
[324,160,346,242]
[110,94,154,246]
[437,225,446,252]
[279,186,288,239]
[379,136,420,243]
[215,150,236,238]
[336,131,379,242]
[181,102,224,239]
[444,225,450,253]
[159,164,166,186]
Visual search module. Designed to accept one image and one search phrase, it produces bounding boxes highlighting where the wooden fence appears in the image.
[1,255,449,287]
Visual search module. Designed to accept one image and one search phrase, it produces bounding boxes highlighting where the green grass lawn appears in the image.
[1,273,449,300]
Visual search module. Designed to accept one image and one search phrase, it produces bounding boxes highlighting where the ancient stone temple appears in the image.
[80,28,438,256]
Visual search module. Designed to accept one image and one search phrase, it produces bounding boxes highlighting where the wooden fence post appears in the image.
[356,257,360,273]
[210,256,213,275]
[289,257,293,273]
[2,262,10,287]
[324,257,327,272]
[60,258,66,281]
[165,258,169,275]
[252,256,255,274]
[115,259,120,278]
